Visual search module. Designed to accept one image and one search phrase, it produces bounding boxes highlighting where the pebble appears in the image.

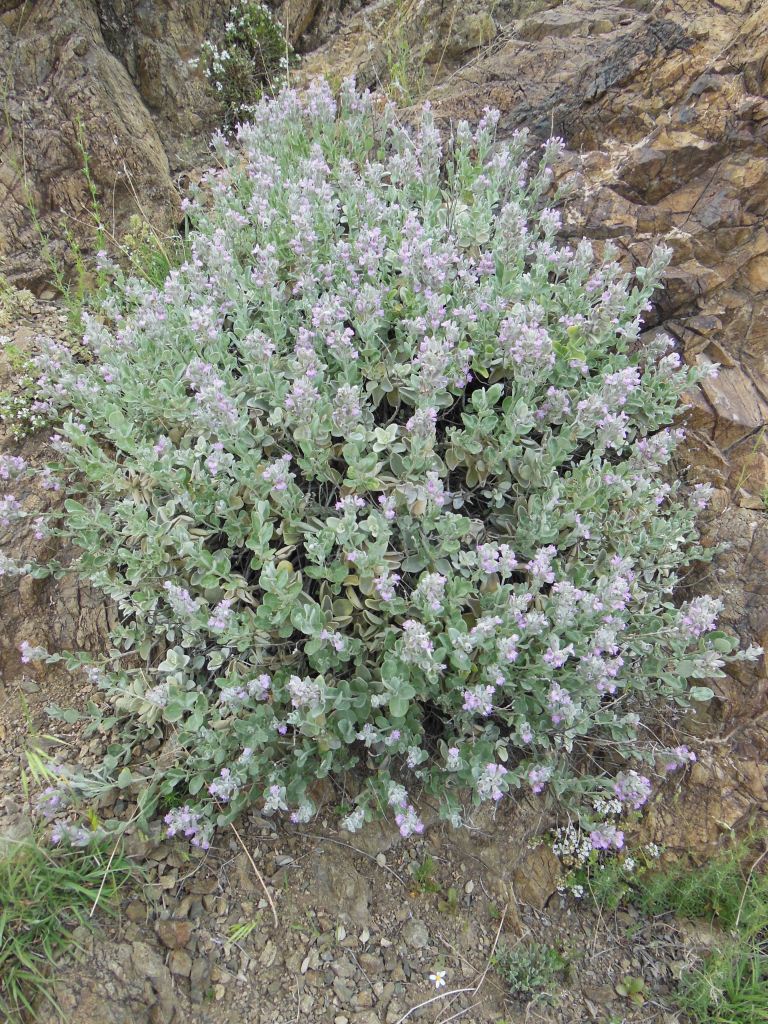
[155,918,193,950]
[125,900,146,923]
[169,949,193,977]
[402,918,430,949]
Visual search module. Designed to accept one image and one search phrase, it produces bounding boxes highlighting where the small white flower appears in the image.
[429,971,447,989]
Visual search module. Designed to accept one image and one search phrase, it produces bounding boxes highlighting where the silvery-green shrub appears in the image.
[19,80,756,848]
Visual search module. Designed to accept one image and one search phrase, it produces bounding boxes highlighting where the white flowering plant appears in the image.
[199,0,296,124]
[9,81,759,850]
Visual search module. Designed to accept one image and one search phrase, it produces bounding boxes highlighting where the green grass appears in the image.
[633,847,768,933]
[678,941,768,1024]
[586,840,768,1024]
[410,854,441,894]
[0,834,133,1022]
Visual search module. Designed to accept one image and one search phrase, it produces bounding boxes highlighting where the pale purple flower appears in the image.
[613,770,652,810]
[543,641,575,668]
[287,674,322,708]
[547,682,574,725]
[36,785,70,820]
[519,722,534,744]
[263,453,294,493]
[664,745,697,772]
[477,762,508,802]
[320,629,346,652]
[401,619,435,666]
[375,573,401,602]
[290,801,315,824]
[209,768,239,803]
[378,493,397,520]
[462,685,495,716]
[0,454,27,480]
[590,825,624,851]
[394,803,424,838]
[446,746,461,769]
[528,545,557,585]
[20,640,47,663]
[263,784,288,814]
[164,581,201,618]
[413,572,446,613]
[679,596,721,638]
[164,805,212,849]
[153,435,171,457]
[528,765,552,794]
[208,599,233,631]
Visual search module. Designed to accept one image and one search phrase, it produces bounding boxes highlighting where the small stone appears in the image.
[464,880,475,895]
[359,928,370,944]
[125,900,146,923]
[155,918,193,950]
[334,957,357,979]
[352,1012,381,1024]
[187,875,218,894]
[334,1017,349,1024]
[375,853,386,866]
[18,677,40,694]
[402,918,430,949]
[336,924,347,941]
[333,977,356,1003]
[359,953,383,973]
[169,949,193,977]
[189,957,212,1002]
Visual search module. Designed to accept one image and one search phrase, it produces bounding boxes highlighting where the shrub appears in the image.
[199,0,295,125]
[14,81,757,849]
[494,940,566,996]
[0,338,53,441]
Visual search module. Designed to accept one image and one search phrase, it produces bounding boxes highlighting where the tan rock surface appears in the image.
[0,0,230,289]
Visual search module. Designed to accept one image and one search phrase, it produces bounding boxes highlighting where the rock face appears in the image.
[0,0,229,289]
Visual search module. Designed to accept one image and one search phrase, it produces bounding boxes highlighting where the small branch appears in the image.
[437,1002,481,1024]
[89,835,122,918]
[392,986,476,1024]
[229,819,279,928]
[394,905,508,1024]
[471,904,506,995]
[734,844,768,931]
